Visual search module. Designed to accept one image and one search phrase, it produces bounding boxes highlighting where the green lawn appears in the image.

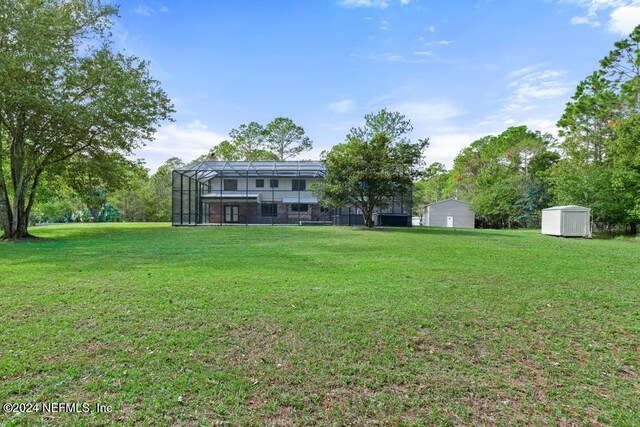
[0,224,638,426]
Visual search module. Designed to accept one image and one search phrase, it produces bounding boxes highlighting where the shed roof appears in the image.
[426,198,471,207]
[542,205,590,211]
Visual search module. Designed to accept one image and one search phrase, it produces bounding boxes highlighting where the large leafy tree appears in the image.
[557,71,617,164]
[0,0,174,239]
[264,117,313,160]
[553,25,640,233]
[450,126,557,228]
[314,109,428,228]
[412,162,454,214]
[210,118,312,161]
[212,122,277,161]
[609,115,640,234]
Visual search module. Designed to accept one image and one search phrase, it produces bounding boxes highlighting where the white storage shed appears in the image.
[541,205,591,237]
[422,199,475,229]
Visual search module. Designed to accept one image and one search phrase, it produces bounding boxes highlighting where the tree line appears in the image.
[415,26,640,234]
[2,0,638,237]
[28,116,315,225]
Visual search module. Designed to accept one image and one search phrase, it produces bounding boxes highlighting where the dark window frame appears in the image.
[223,179,238,191]
[255,179,264,188]
[292,179,306,191]
[291,203,309,212]
[270,179,279,188]
[261,203,278,217]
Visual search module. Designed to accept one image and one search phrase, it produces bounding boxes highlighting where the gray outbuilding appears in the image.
[422,199,475,228]
[541,205,591,237]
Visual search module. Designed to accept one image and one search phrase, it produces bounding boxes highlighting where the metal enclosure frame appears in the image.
[172,161,413,226]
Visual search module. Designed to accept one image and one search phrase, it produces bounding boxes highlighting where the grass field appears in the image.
[0,223,638,426]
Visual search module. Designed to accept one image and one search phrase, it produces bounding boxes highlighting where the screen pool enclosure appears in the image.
[172,161,412,226]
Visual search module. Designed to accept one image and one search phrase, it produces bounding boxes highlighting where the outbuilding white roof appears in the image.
[542,205,590,211]
[426,198,471,207]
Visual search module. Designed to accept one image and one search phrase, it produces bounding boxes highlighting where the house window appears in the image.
[261,203,277,217]
[223,179,237,191]
[292,179,306,191]
[270,179,279,188]
[291,203,308,212]
[255,179,264,188]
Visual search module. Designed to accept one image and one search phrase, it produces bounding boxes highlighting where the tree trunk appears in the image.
[0,170,39,240]
[1,206,33,239]
[362,205,374,228]
[2,202,34,239]
[0,183,13,239]
[630,221,638,236]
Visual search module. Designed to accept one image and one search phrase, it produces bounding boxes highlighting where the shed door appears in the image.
[446,216,454,228]
[562,211,587,236]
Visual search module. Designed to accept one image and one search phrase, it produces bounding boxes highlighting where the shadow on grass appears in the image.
[12,223,171,243]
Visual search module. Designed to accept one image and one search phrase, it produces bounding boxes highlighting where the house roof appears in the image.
[174,161,325,182]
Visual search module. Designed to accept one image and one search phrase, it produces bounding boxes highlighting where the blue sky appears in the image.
[113,0,640,171]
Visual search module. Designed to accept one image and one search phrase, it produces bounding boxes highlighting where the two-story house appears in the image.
[172,161,412,226]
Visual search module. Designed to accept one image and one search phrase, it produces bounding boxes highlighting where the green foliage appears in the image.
[98,203,120,222]
[314,109,428,227]
[609,115,640,232]
[209,123,279,161]
[557,71,617,163]
[210,140,243,161]
[265,117,313,160]
[553,24,640,233]
[109,157,185,222]
[448,126,557,228]
[0,0,174,239]
[209,118,313,161]
[549,161,625,230]
[70,207,92,223]
[412,162,454,214]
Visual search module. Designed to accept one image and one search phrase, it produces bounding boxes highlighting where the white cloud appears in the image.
[413,50,435,56]
[563,0,640,33]
[380,19,389,30]
[328,99,357,114]
[135,120,227,172]
[570,15,601,26]
[522,118,558,136]
[338,0,389,8]
[380,101,470,167]
[428,25,436,32]
[134,4,170,17]
[400,0,411,5]
[364,52,438,63]
[426,133,486,168]
[386,54,405,62]
[134,4,154,16]
[392,101,466,129]
[425,40,453,46]
[608,5,640,34]
[504,67,572,110]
